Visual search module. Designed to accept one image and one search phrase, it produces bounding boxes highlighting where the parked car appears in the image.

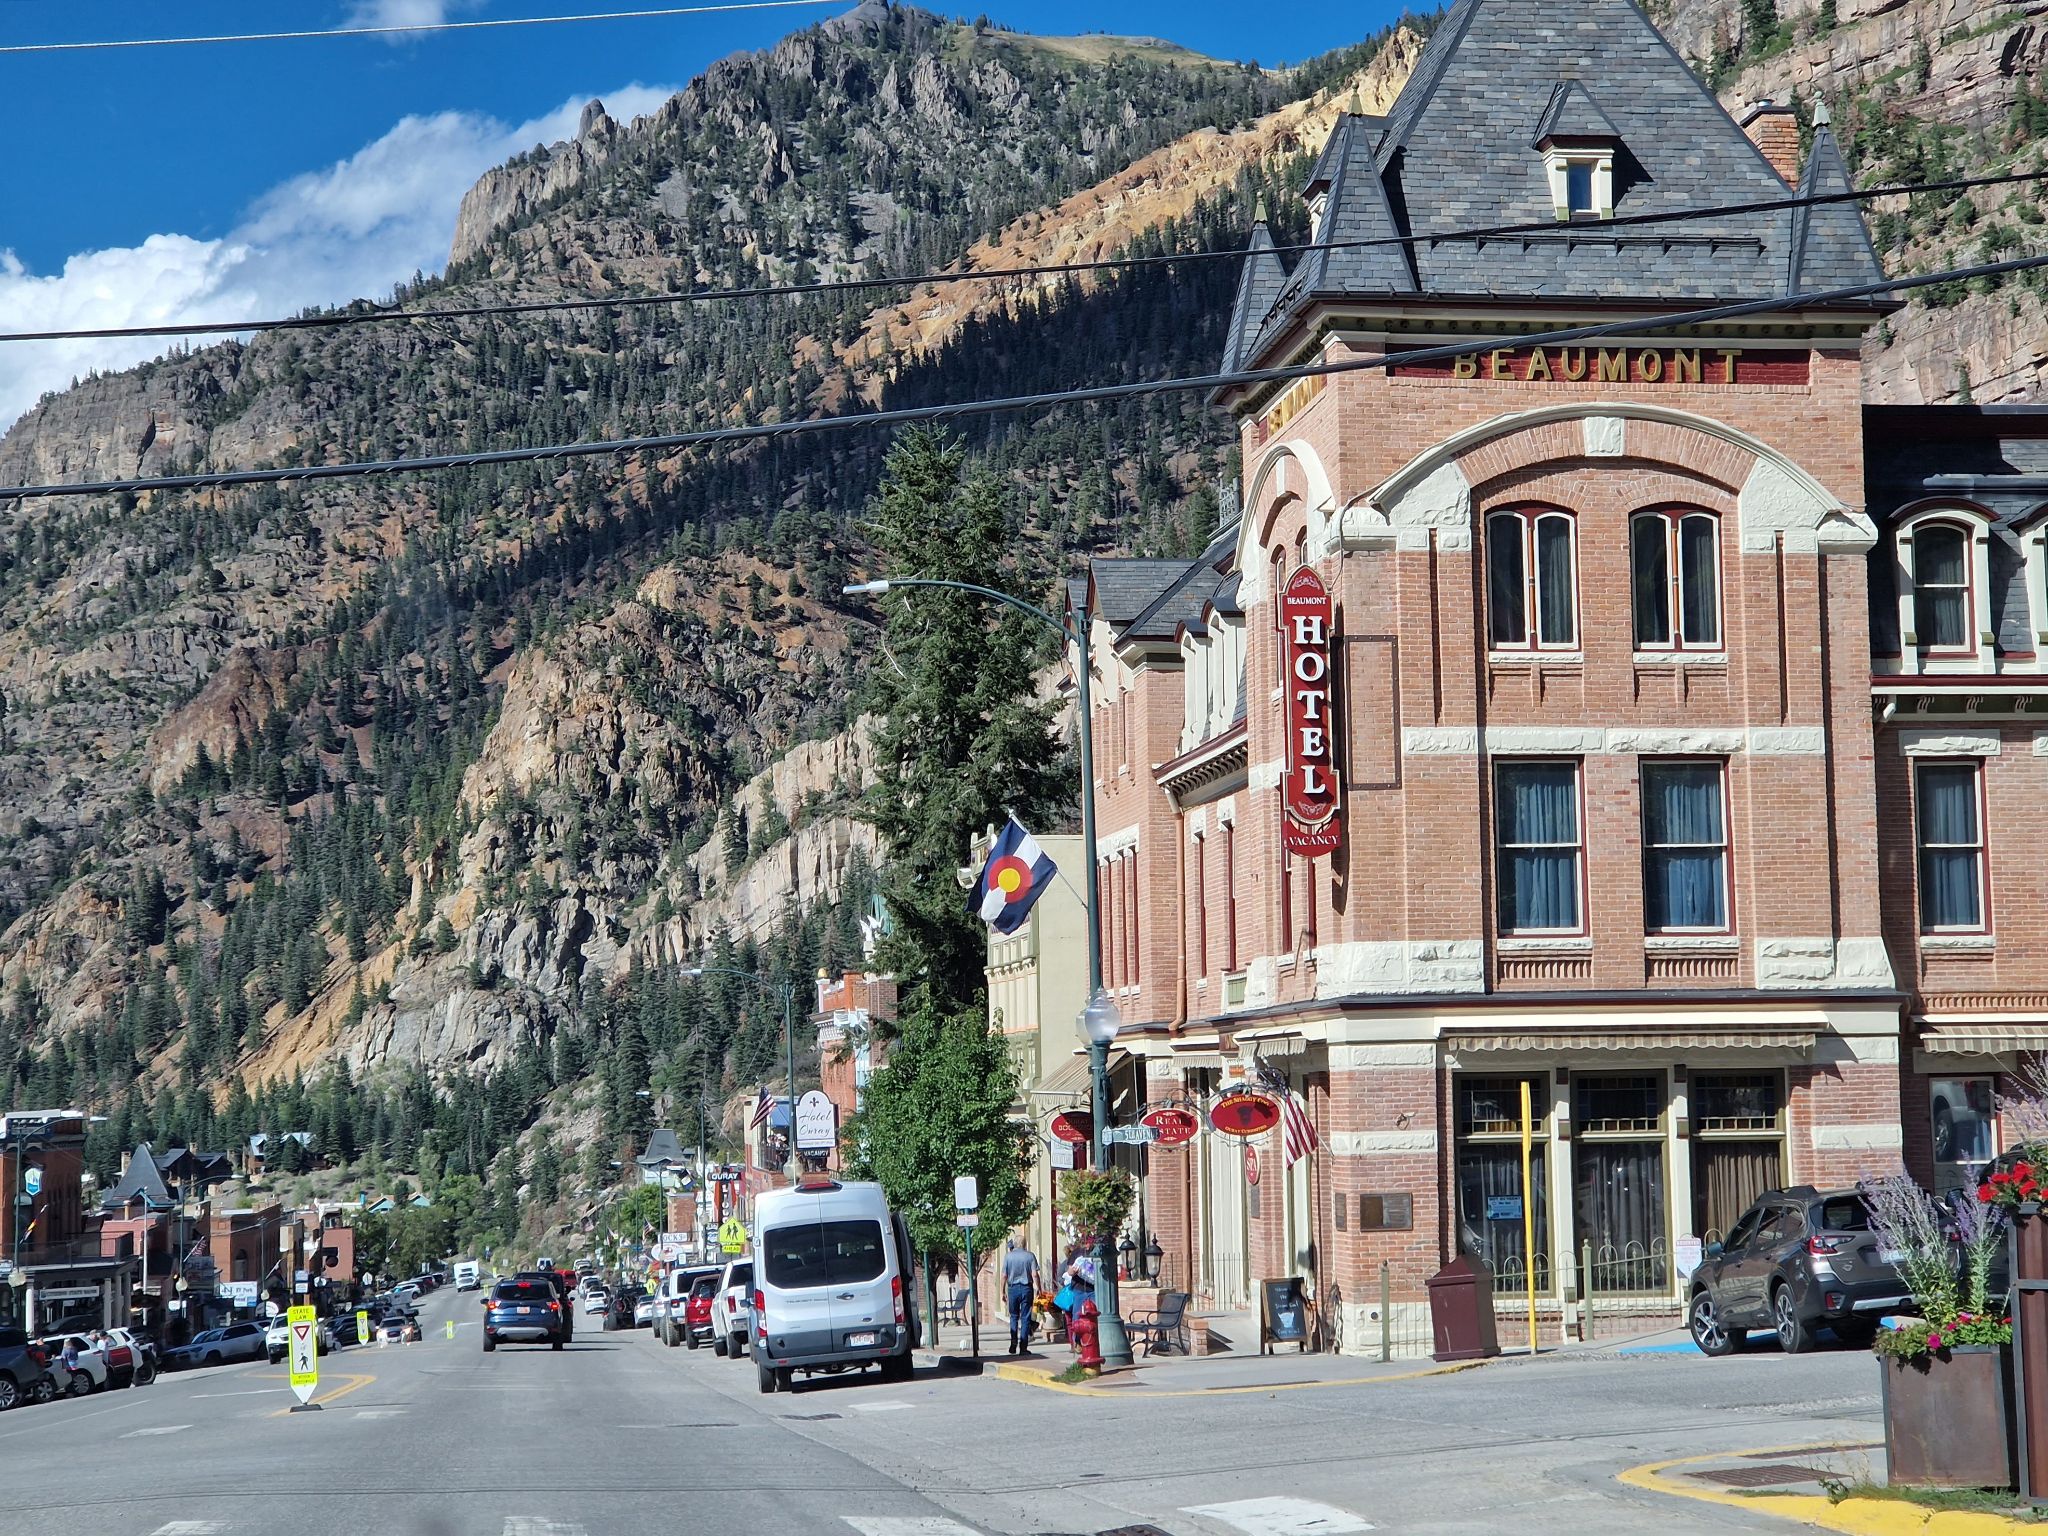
[1688,1186,1912,1355]
[264,1315,335,1363]
[482,1276,566,1352]
[683,1273,719,1348]
[0,1328,54,1410]
[751,1176,919,1392]
[163,1321,268,1370]
[711,1259,753,1358]
[103,1327,155,1386]
[657,1264,722,1347]
[39,1335,109,1395]
[633,1294,657,1329]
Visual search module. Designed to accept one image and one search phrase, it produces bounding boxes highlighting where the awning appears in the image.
[1027,1048,1129,1099]
[1921,1024,2048,1056]
[1448,1028,1815,1053]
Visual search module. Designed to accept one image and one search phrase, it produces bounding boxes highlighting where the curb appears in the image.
[1617,1445,2041,1535]
[986,1356,1492,1398]
[915,1352,987,1376]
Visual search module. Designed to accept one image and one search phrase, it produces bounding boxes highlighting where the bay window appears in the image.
[1494,761,1583,933]
[1916,761,1987,932]
[1486,507,1578,650]
[1640,761,1729,932]
[1631,509,1721,650]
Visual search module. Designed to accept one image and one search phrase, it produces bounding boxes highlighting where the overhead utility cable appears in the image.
[0,0,841,54]
[5,246,2045,503]
[0,170,2034,347]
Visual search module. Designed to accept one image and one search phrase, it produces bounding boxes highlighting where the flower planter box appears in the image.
[1881,1345,2016,1490]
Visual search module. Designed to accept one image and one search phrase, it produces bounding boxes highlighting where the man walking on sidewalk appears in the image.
[1003,1236,1041,1355]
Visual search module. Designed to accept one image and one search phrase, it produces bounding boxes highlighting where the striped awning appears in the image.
[1027,1047,1130,1098]
[1449,1028,1815,1053]
[1921,1024,2048,1056]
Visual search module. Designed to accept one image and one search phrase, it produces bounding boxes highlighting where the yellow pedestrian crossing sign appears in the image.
[286,1304,319,1408]
[718,1217,748,1254]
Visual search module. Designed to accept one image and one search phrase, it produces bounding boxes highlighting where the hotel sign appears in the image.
[1391,344,1808,385]
[1280,567,1341,856]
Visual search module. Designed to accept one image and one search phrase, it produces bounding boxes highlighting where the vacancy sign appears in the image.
[1280,567,1340,855]
[286,1304,319,1407]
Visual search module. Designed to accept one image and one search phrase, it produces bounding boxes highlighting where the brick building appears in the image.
[1061,0,2031,1347]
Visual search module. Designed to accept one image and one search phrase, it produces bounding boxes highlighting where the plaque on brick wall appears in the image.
[1358,1193,1414,1231]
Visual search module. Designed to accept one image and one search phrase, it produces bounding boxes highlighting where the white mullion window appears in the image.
[1487,507,1578,651]
[1631,509,1721,651]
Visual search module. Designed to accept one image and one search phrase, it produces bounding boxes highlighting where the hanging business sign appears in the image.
[1141,1107,1200,1147]
[1279,567,1341,855]
[793,1090,838,1153]
[1049,1110,1093,1144]
[1209,1092,1281,1138]
[1243,1145,1260,1186]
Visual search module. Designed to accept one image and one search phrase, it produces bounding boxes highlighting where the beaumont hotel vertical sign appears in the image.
[1280,568,1341,856]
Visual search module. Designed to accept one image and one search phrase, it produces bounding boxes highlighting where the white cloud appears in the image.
[343,0,482,37]
[0,83,677,433]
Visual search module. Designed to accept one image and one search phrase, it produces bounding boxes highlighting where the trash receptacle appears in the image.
[1425,1254,1501,1362]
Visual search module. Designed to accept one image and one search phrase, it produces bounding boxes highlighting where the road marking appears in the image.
[150,1523,227,1535]
[352,1407,406,1419]
[842,1521,982,1536]
[852,1400,913,1412]
[266,1371,375,1417]
[121,1424,190,1438]
[502,1520,589,1535]
[1182,1498,1375,1536]
[191,1389,279,1398]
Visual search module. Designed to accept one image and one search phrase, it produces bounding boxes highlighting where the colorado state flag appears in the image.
[974,814,1057,935]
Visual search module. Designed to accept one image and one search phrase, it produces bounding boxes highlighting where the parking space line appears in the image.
[841,1521,982,1536]
[1182,1497,1375,1535]
[121,1424,190,1438]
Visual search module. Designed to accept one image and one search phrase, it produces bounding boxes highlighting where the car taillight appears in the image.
[548,1300,560,1313]
[25,1346,47,1367]
[755,1290,767,1337]
[1807,1235,1846,1256]
[892,1274,905,1326]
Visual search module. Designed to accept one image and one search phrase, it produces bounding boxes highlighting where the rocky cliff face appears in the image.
[450,100,628,266]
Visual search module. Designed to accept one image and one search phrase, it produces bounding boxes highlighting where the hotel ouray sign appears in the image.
[1392,344,1809,385]
[1280,567,1341,856]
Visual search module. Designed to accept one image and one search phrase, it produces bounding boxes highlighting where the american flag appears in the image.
[748,1087,775,1130]
[1256,1058,1320,1168]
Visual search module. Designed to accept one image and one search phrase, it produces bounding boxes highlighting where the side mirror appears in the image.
[1704,1242,1724,1260]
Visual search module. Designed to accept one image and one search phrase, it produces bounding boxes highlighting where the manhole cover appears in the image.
[784,1412,842,1421]
[1690,1464,1826,1488]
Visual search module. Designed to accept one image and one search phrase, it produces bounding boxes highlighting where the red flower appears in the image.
[2019,1162,2038,1181]
[1981,1183,1999,1202]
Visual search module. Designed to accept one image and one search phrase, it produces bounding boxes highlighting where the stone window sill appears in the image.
[1644,934,1741,952]
[1489,650,1583,667]
[1922,933,1995,952]
[1634,651,1728,667]
[1498,936,1592,952]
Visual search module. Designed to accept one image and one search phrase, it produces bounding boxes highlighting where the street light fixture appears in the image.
[683,966,800,1183]
[845,574,1132,1368]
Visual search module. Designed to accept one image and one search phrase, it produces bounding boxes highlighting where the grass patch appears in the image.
[1052,1361,1095,1385]
[1822,1479,2048,1521]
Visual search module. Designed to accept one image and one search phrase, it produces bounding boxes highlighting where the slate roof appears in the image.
[1086,559,1203,626]
[1531,79,1620,146]
[101,1142,174,1210]
[636,1128,689,1169]
[1790,106,1886,293]
[1226,0,1888,372]
[1220,217,1288,376]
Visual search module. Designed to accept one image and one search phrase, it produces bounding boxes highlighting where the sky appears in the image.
[0,0,1407,431]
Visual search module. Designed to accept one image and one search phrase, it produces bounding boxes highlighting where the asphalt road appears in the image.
[0,1286,1888,1536]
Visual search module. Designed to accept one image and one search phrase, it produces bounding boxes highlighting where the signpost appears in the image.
[286,1303,319,1412]
[1105,1125,1157,1146]
[954,1175,980,1358]
[355,1308,369,1348]
[793,1090,838,1155]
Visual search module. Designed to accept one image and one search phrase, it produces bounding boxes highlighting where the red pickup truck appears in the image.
[683,1273,718,1349]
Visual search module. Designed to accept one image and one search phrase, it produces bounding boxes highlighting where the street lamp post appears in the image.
[843,575,1132,1368]
[682,967,799,1183]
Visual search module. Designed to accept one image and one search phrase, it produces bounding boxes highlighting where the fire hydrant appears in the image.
[1071,1297,1103,1374]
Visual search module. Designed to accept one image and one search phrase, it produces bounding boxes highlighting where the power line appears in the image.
[0,0,843,55]
[4,247,2042,503]
[2,170,2032,347]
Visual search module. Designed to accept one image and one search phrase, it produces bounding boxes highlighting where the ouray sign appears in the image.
[1280,567,1341,856]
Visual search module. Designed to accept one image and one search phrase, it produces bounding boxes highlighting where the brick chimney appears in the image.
[1739,101,1802,186]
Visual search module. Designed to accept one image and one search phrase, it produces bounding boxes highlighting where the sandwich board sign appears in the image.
[286,1304,319,1409]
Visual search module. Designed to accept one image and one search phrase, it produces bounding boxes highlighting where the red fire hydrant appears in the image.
[1071,1297,1103,1374]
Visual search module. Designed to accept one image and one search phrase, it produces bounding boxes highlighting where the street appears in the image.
[0,1286,1891,1536]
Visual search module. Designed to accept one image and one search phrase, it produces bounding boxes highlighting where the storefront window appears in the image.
[1930,1076,1998,1196]
[1454,1075,1551,1292]
[1573,1074,1668,1293]
[1689,1071,1784,1246]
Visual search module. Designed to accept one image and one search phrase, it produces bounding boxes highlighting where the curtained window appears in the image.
[1486,508,1577,650]
[1454,1075,1552,1292]
[1689,1072,1784,1245]
[1912,523,1972,652]
[1573,1075,1668,1292]
[1494,761,1583,932]
[1916,762,1985,930]
[1641,761,1728,931]
[1631,509,1720,650]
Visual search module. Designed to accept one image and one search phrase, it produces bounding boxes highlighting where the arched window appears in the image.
[1911,521,1973,653]
[1631,509,1721,650]
[1486,507,1577,650]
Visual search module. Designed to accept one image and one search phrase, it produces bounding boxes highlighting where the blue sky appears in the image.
[0,0,1405,427]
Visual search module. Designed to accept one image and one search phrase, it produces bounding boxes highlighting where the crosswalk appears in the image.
[1182,1498,1376,1535]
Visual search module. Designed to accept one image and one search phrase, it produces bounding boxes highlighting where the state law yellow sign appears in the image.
[718,1217,747,1255]
[287,1304,318,1406]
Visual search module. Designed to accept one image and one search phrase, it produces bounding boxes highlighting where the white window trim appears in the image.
[1486,507,1580,652]
[1543,150,1613,221]
[1895,508,1996,675]
[1631,509,1723,654]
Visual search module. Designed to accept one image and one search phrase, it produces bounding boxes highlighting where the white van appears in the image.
[750,1177,920,1393]
[453,1259,481,1291]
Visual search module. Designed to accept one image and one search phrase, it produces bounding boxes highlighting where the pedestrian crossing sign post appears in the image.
[355,1308,368,1349]
[286,1304,320,1411]
[719,1216,748,1254]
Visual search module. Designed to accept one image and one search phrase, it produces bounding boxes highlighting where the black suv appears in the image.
[1687,1186,1911,1355]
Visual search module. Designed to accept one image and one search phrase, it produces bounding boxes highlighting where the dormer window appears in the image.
[1307,191,1329,241]
[1533,80,1621,222]
[1894,508,1998,673]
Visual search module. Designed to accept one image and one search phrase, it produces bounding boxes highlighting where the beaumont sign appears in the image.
[1391,344,1809,386]
[1280,567,1340,856]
